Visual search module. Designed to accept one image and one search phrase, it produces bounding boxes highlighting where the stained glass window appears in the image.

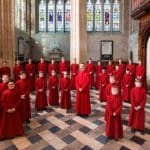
[95,0,102,31]
[56,0,64,31]
[87,0,94,31]
[48,0,55,31]
[39,0,46,32]
[104,0,111,31]
[65,0,71,31]
[113,0,120,31]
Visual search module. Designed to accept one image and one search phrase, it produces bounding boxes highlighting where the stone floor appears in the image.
[0,90,150,150]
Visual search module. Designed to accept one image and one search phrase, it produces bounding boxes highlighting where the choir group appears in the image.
[0,57,147,141]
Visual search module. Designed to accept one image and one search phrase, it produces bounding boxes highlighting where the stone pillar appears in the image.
[70,0,87,64]
[0,0,15,69]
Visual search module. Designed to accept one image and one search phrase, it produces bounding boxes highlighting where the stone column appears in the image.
[70,0,87,64]
[0,0,15,69]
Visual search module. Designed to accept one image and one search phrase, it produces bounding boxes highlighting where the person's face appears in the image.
[63,72,68,78]
[2,75,9,83]
[51,71,56,76]
[126,70,129,74]
[28,59,32,64]
[109,61,111,65]
[115,66,119,70]
[138,60,142,65]
[119,59,122,64]
[98,61,101,65]
[102,69,106,73]
[8,82,15,89]
[51,59,55,64]
[111,88,118,95]
[16,60,20,65]
[88,59,92,64]
[135,81,142,88]
[39,72,44,77]
[40,58,44,63]
[61,57,65,62]
[109,77,115,83]
[80,64,85,71]
[3,62,7,66]
[129,59,132,64]
[20,73,26,79]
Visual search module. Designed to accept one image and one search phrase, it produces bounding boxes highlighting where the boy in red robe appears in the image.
[128,79,146,134]
[113,65,122,86]
[106,60,114,76]
[0,80,24,140]
[70,58,79,90]
[75,64,91,117]
[95,60,102,89]
[35,71,48,111]
[105,86,123,141]
[16,72,31,123]
[121,69,132,102]
[38,57,47,75]
[126,59,136,78]
[85,58,95,89]
[59,57,68,79]
[48,70,59,106]
[48,59,58,75]
[25,58,35,90]
[13,60,23,81]
[118,59,126,76]
[60,71,72,109]
[0,61,11,77]
[99,68,109,102]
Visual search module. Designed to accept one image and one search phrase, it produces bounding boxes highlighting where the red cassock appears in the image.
[60,77,72,109]
[99,72,109,102]
[121,73,132,101]
[119,63,126,75]
[75,71,91,115]
[35,77,48,109]
[126,64,136,77]
[0,67,11,77]
[25,63,35,90]
[13,65,23,81]
[113,70,122,86]
[95,65,102,89]
[48,63,58,75]
[106,95,123,140]
[38,62,47,74]
[16,79,31,122]
[59,62,68,78]
[106,64,115,76]
[0,89,24,139]
[0,83,8,124]
[128,87,146,131]
[85,63,95,88]
[70,64,79,90]
[136,65,146,88]
[48,75,59,106]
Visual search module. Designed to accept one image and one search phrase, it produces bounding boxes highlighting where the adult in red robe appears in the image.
[16,72,31,123]
[106,61,115,76]
[59,57,68,78]
[75,64,91,116]
[85,58,95,88]
[99,68,109,102]
[106,86,123,141]
[0,80,24,140]
[13,60,23,81]
[48,59,58,75]
[128,79,146,134]
[0,61,11,77]
[135,60,146,89]
[118,59,126,76]
[95,60,102,89]
[38,58,47,75]
[0,75,9,124]
[35,71,48,110]
[48,70,59,106]
[25,58,35,90]
[60,72,72,109]
[121,69,133,101]
[70,58,79,90]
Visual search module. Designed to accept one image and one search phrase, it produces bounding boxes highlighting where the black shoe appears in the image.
[26,119,30,124]
[131,128,136,133]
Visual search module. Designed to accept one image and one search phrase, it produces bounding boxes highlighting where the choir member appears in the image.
[35,71,48,111]
[118,58,126,76]
[48,59,58,75]
[75,64,91,117]
[95,60,102,89]
[38,57,47,75]
[126,59,136,78]
[121,69,132,102]
[60,71,72,109]
[13,60,23,81]
[113,65,122,86]
[128,79,146,134]
[16,72,31,123]
[105,86,123,141]
[0,61,11,77]
[48,70,59,106]
[99,68,109,102]
[0,80,24,140]
[25,58,35,90]
[59,57,68,78]
[85,58,95,88]
[106,60,115,76]
[70,58,79,90]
